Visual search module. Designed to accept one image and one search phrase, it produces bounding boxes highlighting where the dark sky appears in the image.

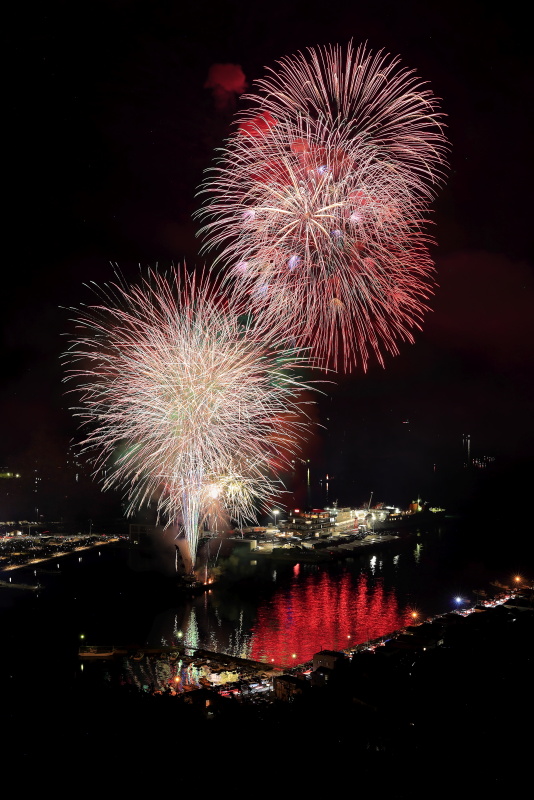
[2,0,533,519]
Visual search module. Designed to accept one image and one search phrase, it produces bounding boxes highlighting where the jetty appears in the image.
[0,578,40,591]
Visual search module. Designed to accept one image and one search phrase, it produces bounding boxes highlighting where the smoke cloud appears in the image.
[204,63,247,111]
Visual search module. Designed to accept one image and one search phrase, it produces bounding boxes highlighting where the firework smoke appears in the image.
[204,63,247,111]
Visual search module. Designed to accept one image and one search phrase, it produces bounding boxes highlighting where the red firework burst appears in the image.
[196,43,448,371]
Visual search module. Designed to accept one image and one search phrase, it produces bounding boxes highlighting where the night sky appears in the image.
[3,0,533,522]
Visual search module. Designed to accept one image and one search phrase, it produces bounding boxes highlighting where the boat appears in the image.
[176,575,206,594]
[79,646,116,658]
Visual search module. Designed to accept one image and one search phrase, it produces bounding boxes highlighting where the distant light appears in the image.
[292,653,297,659]
[455,596,463,604]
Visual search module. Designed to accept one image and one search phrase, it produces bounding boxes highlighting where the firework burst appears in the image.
[63,269,316,568]
[196,43,447,371]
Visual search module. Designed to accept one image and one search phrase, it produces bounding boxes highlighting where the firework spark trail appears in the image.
[196,43,448,371]
[63,269,317,569]
[253,43,447,190]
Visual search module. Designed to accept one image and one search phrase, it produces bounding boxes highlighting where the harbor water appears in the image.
[1,518,531,695]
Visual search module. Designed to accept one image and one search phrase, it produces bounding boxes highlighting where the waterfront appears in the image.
[1,518,531,685]
[1,516,532,792]
[129,520,533,668]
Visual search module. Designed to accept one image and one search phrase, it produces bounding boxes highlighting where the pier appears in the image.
[79,644,282,674]
[0,578,40,591]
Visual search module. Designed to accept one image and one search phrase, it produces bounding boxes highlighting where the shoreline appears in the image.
[239,532,403,564]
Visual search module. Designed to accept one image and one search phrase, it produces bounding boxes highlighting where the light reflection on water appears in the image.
[248,570,409,666]
[5,523,529,694]
[151,559,414,668]
[121,652,242,694]
[143,524,509,669]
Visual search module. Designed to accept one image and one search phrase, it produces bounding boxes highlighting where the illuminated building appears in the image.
[281,508,334,537]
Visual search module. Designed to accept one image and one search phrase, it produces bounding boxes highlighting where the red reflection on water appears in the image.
[250,570,411,667]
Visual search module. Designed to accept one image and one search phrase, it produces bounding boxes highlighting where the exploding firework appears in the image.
[63,269,315,569]
[196,43,447,370]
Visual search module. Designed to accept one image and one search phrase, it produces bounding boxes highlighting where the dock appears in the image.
[0,578,40,591]
[79,644,282,674]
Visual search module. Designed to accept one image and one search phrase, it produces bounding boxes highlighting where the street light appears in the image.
[272,509,280,527]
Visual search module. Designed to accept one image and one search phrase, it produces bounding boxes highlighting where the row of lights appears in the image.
[77,576,526,666]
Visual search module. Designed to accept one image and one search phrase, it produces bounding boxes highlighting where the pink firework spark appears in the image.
[63,269,316,568]
[196,43,448,371]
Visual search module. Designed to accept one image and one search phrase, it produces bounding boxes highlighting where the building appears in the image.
[273,674,309,702]
[326,506,360,531]
[312,650,346,671]
[281,508,335,537]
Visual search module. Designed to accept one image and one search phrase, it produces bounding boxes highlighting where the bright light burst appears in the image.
[63,269,316,569]
[196,42,448,371]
